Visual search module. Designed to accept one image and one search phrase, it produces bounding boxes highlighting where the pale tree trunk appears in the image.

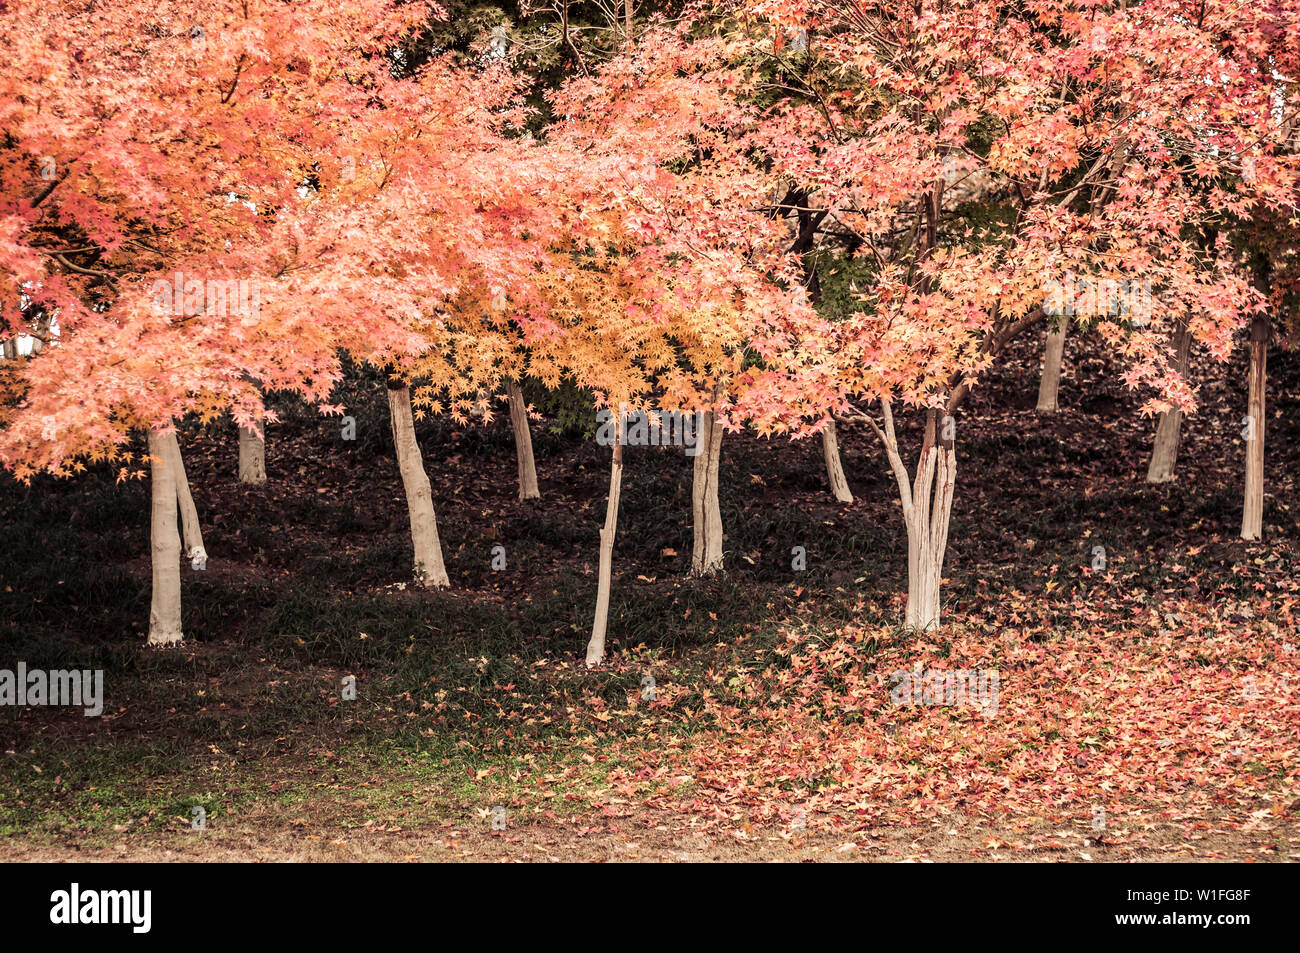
[872,405,956,632]
[1241,315,1269,540]
[238,424,267,484]
[1036,318,1069,413]
[822,420,853,503]
[506,379,540,501]
[1146,319,1193,484]
[387,380,450,587]
[156,429,206,566]
[691,390,725,576]
[148,431,184,646]
[586,434,624,668]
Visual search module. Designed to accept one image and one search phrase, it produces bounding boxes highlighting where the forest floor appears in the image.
[1,330,1298,863]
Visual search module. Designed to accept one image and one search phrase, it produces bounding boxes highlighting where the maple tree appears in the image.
[727,0,1300,630]
[1220,1,1300,540]
[534,26,823,661]
[1129,5,1300,496]
[311,9,747,586]
[311,45,578,586]
[0,0,431,641]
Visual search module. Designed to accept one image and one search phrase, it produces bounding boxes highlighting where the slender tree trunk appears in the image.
[157,429,206,566]
[907,440,955,631]
[1241,315,1269,540]
[1036,318,1069,413]
[587,435,624,667]
[506,379,540,501]
[691,392,725,576]
[148,431,184,646]
[822,420,853,503]
[874,406,956,632]
[1146,319,1193,484]
[238,424,267,485]
[387,380,450,587]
